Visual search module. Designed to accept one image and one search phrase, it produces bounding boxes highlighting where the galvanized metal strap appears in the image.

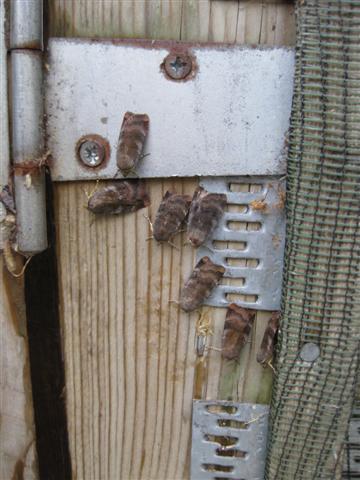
[191,400,269,480]
[197,176,286,311]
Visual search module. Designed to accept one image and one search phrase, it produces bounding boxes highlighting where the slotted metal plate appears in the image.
[191,400,269,480]
[197,176,285,311]
[46,38,294,181]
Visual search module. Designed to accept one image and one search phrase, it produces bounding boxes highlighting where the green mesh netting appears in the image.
[265,0,360,478]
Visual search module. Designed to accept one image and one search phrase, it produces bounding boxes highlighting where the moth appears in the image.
[222,304,256,360]
[87,180,150,215]
[187,187,227,247]
[151,191,192,242]
[256,311,280,366]
[116,112,150,176]
[180,256,225,312]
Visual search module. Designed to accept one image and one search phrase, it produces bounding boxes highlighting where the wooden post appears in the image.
[47,1,295,478]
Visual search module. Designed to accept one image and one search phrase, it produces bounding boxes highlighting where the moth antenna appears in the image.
[113,169,121,179]
[139,152,150,161]
[143,214,154,234]
[127,168,139,178]
[267,359,276,373]
[167,240,180,250]
[84,179,100,200]
[244,412,268,426]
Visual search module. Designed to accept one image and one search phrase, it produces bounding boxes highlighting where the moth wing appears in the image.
[120,111,134,131]
[163,190,173,200]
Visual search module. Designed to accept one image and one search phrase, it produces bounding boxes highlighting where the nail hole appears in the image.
[204,435,238,447]
[221,278,245,287]
[229,183,263,193]
[206,405,238,414]
[212,240,247,250]
[226,293,258,303]
[217,419,249,429]
[228,221,262,231]
[226,258,259,268]
[216,448,247,458]
[202,464,234,473]
[226,204,248,213]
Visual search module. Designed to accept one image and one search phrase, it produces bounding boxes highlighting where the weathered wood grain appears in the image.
[49,1,295,478]
[0,259,38,480]
[55,179,199,479]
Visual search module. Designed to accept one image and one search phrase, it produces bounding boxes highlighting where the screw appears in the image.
[76,135,110,168]
[163,53,193,80]
[79,140,104,167]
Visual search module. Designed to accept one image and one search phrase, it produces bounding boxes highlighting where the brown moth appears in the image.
[187,187,227,247]
[152,191,192,242]
[117,112,150,176]
[222,304,256,360]
[87,180,150,215]
[256,311,280,366]
[180,256,225,312]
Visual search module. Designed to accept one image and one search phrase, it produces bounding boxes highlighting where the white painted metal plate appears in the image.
[191,400,269,480]
[46,39,294,181]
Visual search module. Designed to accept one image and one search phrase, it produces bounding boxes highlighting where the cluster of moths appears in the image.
[86,112,228,312]
[86,111,281,369]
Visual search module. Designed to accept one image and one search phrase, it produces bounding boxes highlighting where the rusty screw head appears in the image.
[78,138,105,168]
[163,53,193,80]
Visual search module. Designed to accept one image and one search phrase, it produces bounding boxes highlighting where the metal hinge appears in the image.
[1,0,47,254]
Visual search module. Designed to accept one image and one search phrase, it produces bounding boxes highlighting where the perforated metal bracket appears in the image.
[197,176,285,311]
[191,400,269,480]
